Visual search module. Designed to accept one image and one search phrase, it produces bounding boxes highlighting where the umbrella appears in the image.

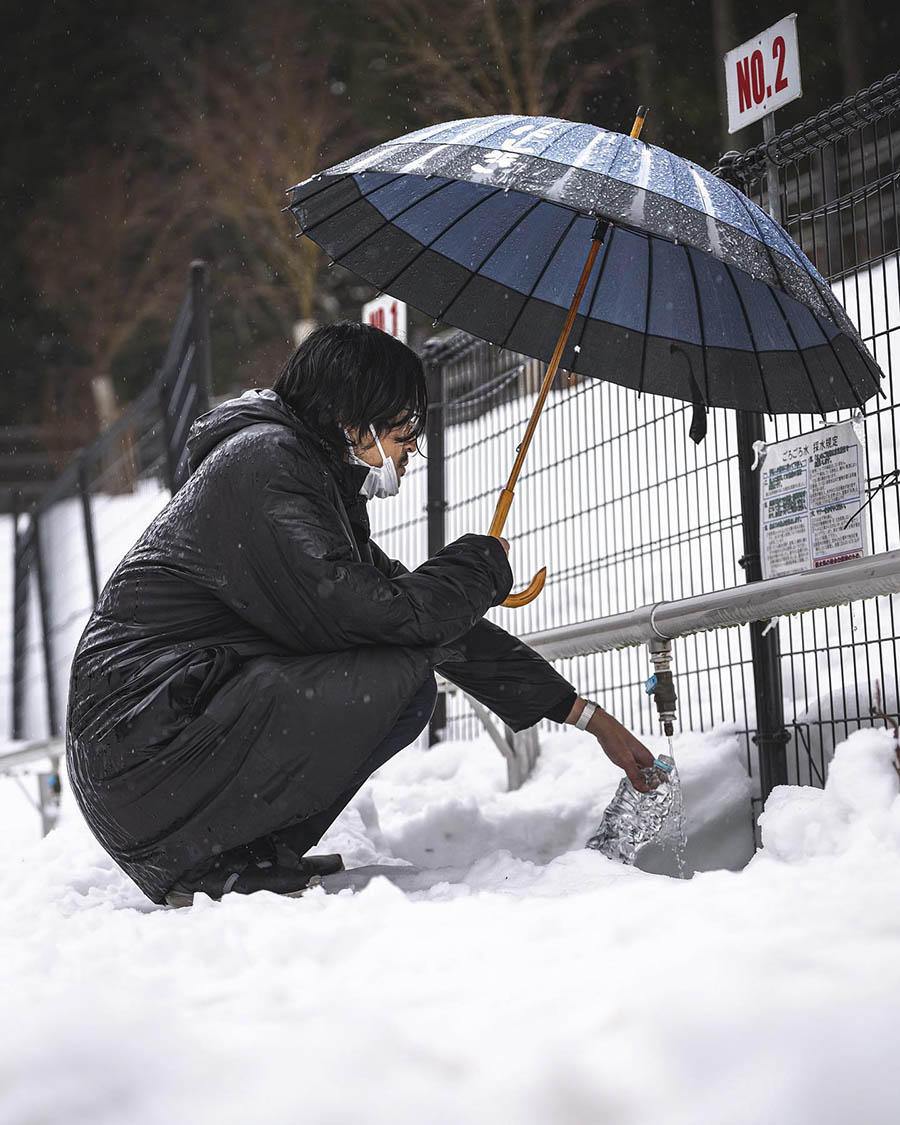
[287,111,883,606]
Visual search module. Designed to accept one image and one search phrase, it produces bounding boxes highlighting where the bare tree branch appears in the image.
[373,0,623,120]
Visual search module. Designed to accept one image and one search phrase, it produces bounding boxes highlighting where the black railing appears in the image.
[8,262,212,741]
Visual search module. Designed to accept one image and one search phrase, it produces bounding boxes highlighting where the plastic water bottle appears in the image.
[586,755,678,864]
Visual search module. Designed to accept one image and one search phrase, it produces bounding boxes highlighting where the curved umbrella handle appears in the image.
[501,564,547,608]
[489,491,548,608]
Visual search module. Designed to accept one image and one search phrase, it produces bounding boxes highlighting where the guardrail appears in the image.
[522,550,900,659]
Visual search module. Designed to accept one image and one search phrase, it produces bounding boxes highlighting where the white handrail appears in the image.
[0,738,64,773]
[521,549,900,660]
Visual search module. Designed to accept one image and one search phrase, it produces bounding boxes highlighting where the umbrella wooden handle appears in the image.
[489,491,547,608]
[502,565,547,608]
[486,217,611,610]
[485,225,607,610]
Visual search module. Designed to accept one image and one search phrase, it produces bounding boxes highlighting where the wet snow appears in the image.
[2,723,899,1123]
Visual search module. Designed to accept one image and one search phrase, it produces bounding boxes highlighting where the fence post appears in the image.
[76,449,100,605]
[11,490,26,740]
[32,511,60,738]
[745,145,790,806]
[735,412,789,802]
[424,346,448,744]
[190,260,213,416]
[713,150,790,806]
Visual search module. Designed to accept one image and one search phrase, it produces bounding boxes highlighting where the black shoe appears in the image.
[164,861,323,908]
[292,853,345,877]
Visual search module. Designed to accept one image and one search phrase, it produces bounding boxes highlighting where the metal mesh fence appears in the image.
[368,73,900,810]
[733,77,900,793]
[8,265,211,741]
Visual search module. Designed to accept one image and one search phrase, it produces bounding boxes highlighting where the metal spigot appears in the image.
[644,638,678,737]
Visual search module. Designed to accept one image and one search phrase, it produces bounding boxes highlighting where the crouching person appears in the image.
[66,322,655,906]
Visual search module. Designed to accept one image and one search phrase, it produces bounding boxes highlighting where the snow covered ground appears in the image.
[3,718,900,1124]
[2,249,898,1122]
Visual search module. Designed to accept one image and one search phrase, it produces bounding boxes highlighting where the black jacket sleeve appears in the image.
[436,618,577,732]
[203,436,514,654]
[370,542,576,732]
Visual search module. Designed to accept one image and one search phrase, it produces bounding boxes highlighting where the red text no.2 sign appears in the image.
[362,294,408,343]
[724,14,802,134]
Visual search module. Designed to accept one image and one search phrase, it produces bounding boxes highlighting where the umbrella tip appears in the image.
[630,107,649,139]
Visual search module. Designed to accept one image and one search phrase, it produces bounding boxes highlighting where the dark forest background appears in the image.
[1,0,896,460]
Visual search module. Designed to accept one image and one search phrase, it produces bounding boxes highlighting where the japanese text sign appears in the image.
[760,420,869,580]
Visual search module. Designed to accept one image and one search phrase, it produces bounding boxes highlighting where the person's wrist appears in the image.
[574,699,598,729]
[586,706,615,739]
[567,696,602,727]
[565,696,615,735]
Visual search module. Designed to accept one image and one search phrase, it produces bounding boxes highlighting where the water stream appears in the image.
[656,738,688,879]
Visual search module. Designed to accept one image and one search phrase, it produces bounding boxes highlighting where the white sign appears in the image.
[759,421,868,580]
[362,294,407,343]
[725,14,802,133]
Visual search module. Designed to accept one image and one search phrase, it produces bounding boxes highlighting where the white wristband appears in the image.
[574,700,599,730]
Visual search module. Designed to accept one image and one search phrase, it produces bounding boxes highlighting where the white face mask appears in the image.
[344,424,400,500]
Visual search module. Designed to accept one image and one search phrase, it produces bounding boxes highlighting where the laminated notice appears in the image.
[759,421,868,580]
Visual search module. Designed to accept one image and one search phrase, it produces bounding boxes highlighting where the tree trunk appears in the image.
[711,0,745,154]
[834,0,863,96]
[634,0,665,145]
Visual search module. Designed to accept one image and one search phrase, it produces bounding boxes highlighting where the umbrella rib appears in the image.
[790,263,882,403]
[740,195,876,406]
[534,121,588,160]
[774,288,868,412]
[356,185,509,302]
[286,171,405,223]
[496,209,581,351]
[430,195,547,326]
[637,234,653,397]
[600,132,632,191]
[297,172,448,240]
[728,192,829,417]
[320,179,488,285]
[282,170,379,213]
[749,176,884,398]
[721,264,774,415]
[807,305,868,410]
[681,245,711,407]
[567,220,614,368]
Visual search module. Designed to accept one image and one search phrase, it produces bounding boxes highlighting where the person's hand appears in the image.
[497,537,510,556]
[585,705,657,792]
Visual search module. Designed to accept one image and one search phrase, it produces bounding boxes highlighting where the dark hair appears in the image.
[273,322,427,460]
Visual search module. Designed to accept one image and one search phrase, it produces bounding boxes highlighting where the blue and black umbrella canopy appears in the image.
[288,115,882,415]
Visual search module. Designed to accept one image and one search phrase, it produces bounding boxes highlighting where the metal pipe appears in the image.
[425,355,448,745]
[32,513,60,738]
[0,738,65,772]
[190,261,213,415]
[522,548,900,660]
[77,449,100,606]
[11,488,25,741]
[735,406,789,793]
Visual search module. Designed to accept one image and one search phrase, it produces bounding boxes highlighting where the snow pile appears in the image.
[759,725,900,860]
[3,723,900,1123]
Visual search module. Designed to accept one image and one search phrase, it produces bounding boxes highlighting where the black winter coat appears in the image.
[66,390,576,903]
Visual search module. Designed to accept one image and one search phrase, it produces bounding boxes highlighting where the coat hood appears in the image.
[186,389,318,472]
[185,390,369,497]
